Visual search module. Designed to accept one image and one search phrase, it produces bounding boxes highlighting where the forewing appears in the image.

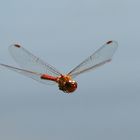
[9,44,61,77]
[68,41,118,78]
[0,63,56,85]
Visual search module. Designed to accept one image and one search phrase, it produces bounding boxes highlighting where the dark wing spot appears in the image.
[14,44,21,48]
[106,40,113,44]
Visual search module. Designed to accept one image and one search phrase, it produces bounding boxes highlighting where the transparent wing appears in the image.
[9,44,62,77]
[68,41,118,78]
[0,63,56,85]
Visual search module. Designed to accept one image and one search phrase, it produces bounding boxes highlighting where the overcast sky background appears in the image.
[0,0,140,140]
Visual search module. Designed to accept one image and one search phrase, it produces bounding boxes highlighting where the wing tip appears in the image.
[106,40,118,46]
[14,44,21,48]
[106,40,113,44]
[106,40,118,50]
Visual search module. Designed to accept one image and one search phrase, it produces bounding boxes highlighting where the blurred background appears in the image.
[0,0,140,140]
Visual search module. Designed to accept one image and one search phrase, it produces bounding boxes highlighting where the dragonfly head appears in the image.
[57,75,77,93]
[64,80,77,93]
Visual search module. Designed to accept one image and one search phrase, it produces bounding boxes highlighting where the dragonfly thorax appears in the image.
[57,75,77,93]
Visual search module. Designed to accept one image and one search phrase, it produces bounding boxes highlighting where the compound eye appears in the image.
[65,81,72,88]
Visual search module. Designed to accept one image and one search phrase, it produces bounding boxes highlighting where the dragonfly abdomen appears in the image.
[40,74,57,82]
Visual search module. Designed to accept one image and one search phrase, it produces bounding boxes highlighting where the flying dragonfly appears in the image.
[0,40,118,93]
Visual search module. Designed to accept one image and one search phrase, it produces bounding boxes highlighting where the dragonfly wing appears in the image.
[9,44,61,77]
[68,41,118,78]
[0,63,56,85]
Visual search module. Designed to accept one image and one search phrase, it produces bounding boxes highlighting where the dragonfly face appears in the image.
[57,75,77,93]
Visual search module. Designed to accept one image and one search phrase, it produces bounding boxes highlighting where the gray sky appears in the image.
[0,0,140,140]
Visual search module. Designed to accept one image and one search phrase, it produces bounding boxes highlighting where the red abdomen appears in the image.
[41,74,57,82]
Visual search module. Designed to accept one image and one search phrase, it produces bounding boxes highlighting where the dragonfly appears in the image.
[0,40,118,93]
